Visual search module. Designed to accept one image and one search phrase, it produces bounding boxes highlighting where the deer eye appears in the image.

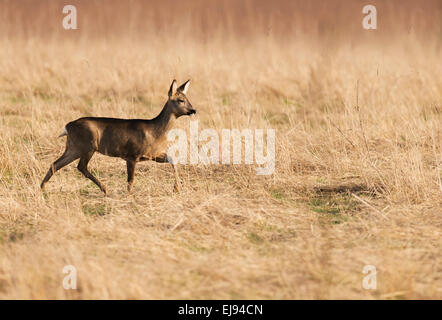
[177,99,185,103]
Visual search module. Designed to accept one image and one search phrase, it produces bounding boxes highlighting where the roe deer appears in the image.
[40,79,195,194]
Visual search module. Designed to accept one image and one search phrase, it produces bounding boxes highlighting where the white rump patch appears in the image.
[58,127,68,138]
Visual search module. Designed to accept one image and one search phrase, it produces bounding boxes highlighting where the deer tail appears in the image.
[58,126,68,138]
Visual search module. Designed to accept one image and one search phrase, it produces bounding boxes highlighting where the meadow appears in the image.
[0,0,440,299]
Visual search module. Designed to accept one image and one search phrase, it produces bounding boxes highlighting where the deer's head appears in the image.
[167,79,196,118]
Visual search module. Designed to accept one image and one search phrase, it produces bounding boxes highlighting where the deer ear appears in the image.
[168,79,177,97]
[177,79,190,95]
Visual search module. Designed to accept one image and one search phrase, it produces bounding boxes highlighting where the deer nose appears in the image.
[187,109,196,115]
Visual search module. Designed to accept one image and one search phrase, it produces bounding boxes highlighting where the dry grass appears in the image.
[0,0,441,299]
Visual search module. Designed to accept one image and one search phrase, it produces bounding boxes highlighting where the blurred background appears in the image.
[0,0,440,43]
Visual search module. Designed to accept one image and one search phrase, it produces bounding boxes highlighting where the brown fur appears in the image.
[40,80,195,194]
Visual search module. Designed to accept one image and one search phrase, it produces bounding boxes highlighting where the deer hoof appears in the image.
[173,182,181,193]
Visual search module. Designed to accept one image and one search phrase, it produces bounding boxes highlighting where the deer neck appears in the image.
[152,102,176,138]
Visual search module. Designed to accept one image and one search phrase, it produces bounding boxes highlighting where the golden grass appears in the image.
[0,0,441,299]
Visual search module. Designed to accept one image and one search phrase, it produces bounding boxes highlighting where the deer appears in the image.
[40,79,195,195]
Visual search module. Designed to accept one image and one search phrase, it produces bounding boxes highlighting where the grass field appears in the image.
[0,0,440,299]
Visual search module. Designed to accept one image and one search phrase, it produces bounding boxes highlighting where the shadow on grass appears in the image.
[268,182,374,225]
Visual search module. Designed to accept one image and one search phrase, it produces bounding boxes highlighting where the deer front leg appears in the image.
[153,153,181,192]
[126,159,137,193]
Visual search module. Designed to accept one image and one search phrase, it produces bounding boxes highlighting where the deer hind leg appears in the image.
[77,151,107,194]
[40,148,80,190]
[126,159,137,193]
[153,153,181,192]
